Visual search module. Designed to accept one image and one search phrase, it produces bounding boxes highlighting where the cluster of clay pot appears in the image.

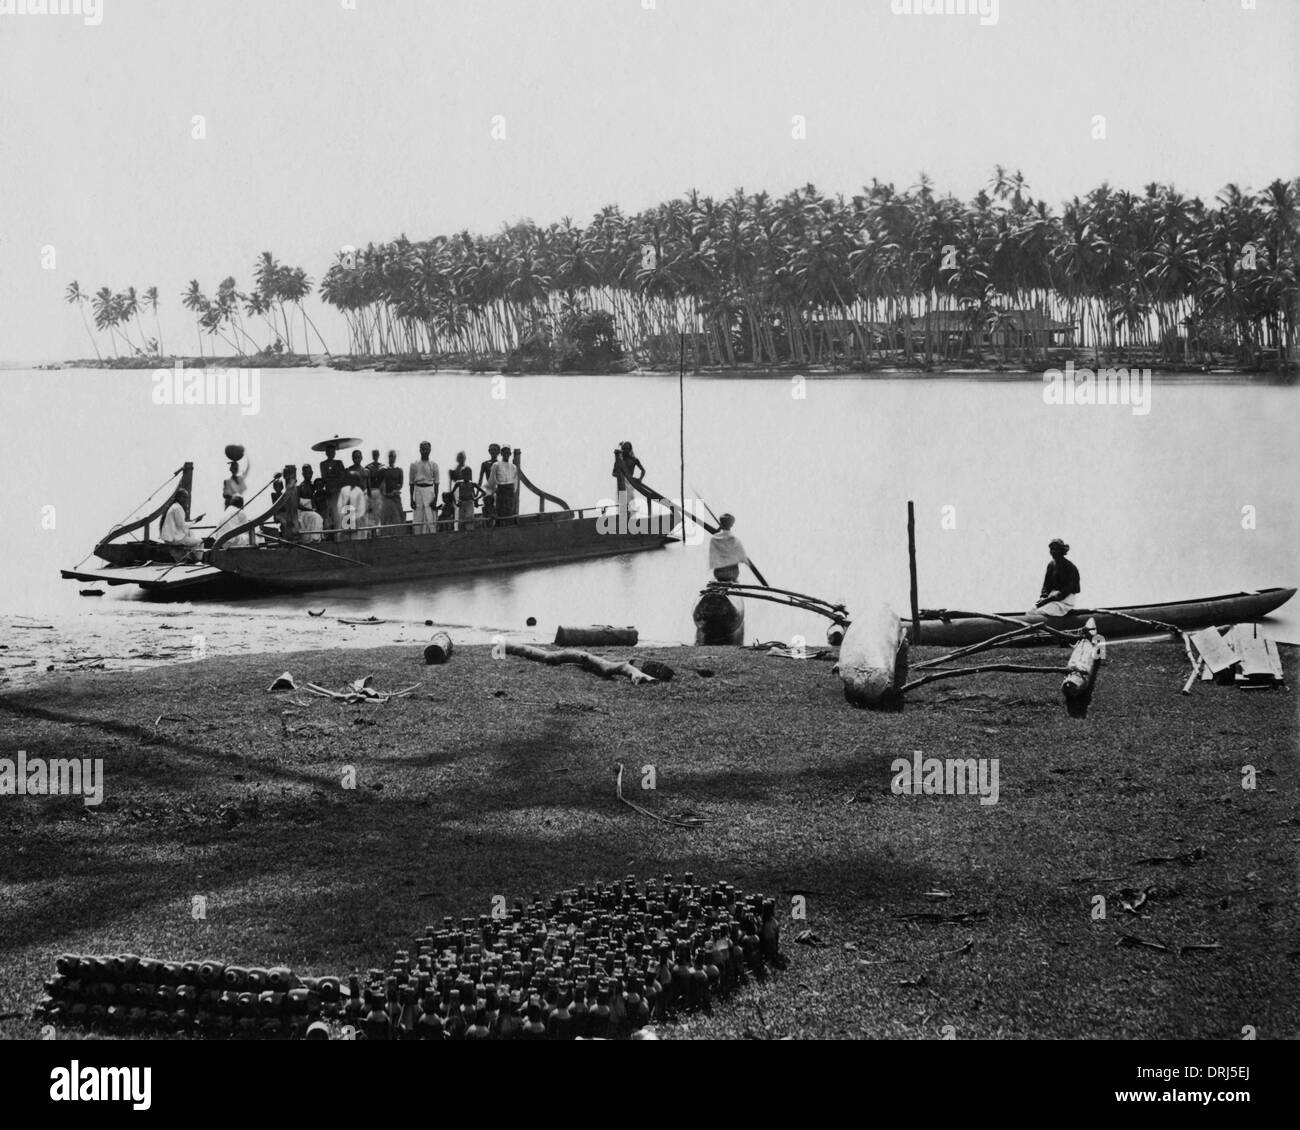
[38,874,786,1039]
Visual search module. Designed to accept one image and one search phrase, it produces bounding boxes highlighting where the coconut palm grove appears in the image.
[64,171,1299,371]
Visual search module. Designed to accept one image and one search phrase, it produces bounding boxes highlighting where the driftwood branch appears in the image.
[615,762,706,827]
[504,643,657,685]
[911,623,1050,670]
[902,663,1070,693]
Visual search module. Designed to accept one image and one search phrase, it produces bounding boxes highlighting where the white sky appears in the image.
[1,0,1297,362]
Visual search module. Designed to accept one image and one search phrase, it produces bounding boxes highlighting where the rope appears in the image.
[75,467,184,570]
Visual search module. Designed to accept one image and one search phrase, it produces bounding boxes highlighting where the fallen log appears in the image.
[505,643,657,685]
[1061,622,1106,717]
[423,631,453,665]
[554,625,639,647]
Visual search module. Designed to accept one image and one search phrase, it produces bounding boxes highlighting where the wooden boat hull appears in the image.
[207,512,671,590]
[907,587,1296,647]
[694,588,745,645]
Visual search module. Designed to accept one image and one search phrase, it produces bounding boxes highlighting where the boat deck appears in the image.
[59,562,225,592]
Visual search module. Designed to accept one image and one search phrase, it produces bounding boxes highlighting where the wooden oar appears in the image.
[691,485,770,587]
[257,531,370,567]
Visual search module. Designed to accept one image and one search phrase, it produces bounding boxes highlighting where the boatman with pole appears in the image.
[1034,537,1080,617]
[708,514,751,582]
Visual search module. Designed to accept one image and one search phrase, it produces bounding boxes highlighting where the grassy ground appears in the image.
[0,640,1295,1040]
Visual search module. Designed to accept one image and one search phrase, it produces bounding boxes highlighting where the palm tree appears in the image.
[64,281,101,361]
[91,287,125,357]
[143,286,163,355]
[181,280,209,359]
[305,172,1297,373]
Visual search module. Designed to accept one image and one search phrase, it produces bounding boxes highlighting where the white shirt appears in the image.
[340,485,366,528]
[490,461,518,489]
[212,505,250,547]
[410,460,439,488]
[708,530,748,571]
[161,501,193,543]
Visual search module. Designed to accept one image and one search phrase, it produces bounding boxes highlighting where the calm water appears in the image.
[4,368,1298,645]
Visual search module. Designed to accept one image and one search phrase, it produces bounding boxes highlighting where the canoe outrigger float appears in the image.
[694,582,1295,648]
[694,581,1292,714]
[62,455,681,596]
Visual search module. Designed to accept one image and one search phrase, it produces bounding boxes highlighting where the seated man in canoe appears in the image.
[1034,537,1080,617]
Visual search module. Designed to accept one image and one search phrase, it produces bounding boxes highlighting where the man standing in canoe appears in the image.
[611,440,645,527]
[410,441,440,534]
[1034,537,1080,616]
[708,513,750,582]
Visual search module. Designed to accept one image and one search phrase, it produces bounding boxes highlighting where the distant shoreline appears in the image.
[26,352,1299,380]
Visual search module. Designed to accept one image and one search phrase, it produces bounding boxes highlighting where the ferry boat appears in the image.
[61,453,678,596]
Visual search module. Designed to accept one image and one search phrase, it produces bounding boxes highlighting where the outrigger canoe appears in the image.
[62,458,677,595]
[907,588,1296,647]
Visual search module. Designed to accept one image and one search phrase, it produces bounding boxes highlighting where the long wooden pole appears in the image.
[679,331,686,547]
[907,500,920,644]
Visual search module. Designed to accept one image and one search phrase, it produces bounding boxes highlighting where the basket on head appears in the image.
[224,444,245,462]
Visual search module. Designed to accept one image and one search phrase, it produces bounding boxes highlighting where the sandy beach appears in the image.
[0,607,555,690]
[2,637,1295,1040]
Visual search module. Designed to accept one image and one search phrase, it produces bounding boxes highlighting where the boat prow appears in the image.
[60,561,225,592]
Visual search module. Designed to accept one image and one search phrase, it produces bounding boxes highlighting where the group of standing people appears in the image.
[292,445,407,540]
[405,441,523,533]
[189,441,531,549]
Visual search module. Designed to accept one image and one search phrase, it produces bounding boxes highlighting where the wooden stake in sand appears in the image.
[505,643,657,684]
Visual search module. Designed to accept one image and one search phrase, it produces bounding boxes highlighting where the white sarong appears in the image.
[412,484,439,534]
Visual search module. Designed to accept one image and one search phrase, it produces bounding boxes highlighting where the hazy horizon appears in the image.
[2,0,1297,363]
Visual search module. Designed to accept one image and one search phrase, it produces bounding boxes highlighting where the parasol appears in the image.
[311,435,363,453]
